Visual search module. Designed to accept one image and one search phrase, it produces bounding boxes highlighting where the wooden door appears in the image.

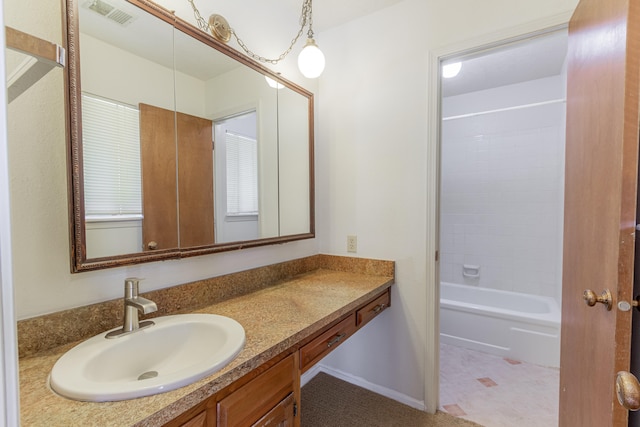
[559,0,640,425]
[140,105,215,251]
[139,103,178,251]
[176,111,215,247]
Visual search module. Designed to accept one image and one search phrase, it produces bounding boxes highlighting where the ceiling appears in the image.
[282,0,406,32]
[157,0,405,33]
[441,30,568,97]
[79,0,407,81]
[81,0,568,95]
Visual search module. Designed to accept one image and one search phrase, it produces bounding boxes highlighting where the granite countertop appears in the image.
[19,267,394,426]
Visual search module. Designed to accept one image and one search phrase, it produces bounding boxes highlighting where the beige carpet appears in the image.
[301,372,482,427]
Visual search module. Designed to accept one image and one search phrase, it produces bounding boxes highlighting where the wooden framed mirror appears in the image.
[65,0,315,272]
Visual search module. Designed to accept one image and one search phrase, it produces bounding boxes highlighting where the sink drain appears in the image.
[138,371,159,381]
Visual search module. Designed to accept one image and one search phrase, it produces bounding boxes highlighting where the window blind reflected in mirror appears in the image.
[81,93,142,220]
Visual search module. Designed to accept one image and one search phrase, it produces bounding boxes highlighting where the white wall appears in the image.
[278,87,311,236]
[440,76,566,300]
[315,0,577,411]
[0,0,21,421]
[205,67,280,239]
[81,32,204,258]
[4,0,318,320]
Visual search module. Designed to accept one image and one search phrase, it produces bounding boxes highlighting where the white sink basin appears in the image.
[49,314,245,402]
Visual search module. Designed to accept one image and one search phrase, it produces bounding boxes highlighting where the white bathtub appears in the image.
[440,282,561,367]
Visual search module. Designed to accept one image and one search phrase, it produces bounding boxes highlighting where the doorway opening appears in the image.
[213,110,259,244]
[437,29,568,426]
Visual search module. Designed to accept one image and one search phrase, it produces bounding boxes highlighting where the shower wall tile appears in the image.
[440,76,565,300]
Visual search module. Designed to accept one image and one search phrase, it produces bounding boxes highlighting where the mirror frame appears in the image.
[64,0,315,272]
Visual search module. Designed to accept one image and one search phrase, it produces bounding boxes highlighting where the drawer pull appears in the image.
[371,303,386,314]
[327,333,346,348]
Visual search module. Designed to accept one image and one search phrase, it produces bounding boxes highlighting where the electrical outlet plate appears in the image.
[347,235,357,253]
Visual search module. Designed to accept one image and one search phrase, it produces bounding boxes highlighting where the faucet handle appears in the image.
[124,277,144,298]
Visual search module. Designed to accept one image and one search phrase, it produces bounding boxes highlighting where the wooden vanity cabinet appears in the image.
[179,411,208,427]
[299,315,357,373]
[251,393,295,427]
[170,397,216,427]
[168,355,298,427]
[217,354,298,427]
[356,290,390,328]
[165,287,390,427]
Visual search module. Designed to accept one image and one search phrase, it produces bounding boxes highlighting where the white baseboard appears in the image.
[300,363,324,387]
[300,363,426,411]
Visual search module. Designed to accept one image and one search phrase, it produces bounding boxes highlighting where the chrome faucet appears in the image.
[106,278,157,339]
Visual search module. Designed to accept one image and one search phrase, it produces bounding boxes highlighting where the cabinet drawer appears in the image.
[300,315,356,372]
[218,354,295,427]
[356,290,390,327]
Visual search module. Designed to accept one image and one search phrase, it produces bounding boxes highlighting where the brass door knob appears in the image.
[583,289,612,310]
[616,371,640,411]
[147,241,158,250]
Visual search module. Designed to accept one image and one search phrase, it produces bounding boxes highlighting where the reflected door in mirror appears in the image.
[176,111,215,247]
[140,104,216,250]
[140,103,178,251]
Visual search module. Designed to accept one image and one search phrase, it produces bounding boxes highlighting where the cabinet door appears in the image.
[251,393,295,427]
[179,411,207,427]
[218,354,296,427]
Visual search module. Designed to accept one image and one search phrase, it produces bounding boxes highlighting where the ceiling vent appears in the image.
[84,0,136,26]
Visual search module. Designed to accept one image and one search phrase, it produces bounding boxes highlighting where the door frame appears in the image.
[424,12,574,413]
[0,1,21,422]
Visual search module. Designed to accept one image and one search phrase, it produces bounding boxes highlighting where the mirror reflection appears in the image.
[70,0,314,270]
[80,0,177,258]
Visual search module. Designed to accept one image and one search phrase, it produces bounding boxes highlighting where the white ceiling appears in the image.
[158,0,405,33]
[80,0,568,95]
[79,0,406,81]
[441,30,568,97]
[283,0,406,32]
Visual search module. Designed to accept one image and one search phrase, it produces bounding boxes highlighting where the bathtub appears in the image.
[440,282,561,367]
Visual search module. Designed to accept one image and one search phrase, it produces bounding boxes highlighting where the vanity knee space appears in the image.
[166,288,391,427]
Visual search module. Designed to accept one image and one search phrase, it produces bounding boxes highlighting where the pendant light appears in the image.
[188,0,325,79]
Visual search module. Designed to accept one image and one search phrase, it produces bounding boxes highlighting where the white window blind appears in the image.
[225,131,258,215]
[81,93,142,218]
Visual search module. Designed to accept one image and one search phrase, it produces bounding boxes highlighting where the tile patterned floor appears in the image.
[439,343,560,427]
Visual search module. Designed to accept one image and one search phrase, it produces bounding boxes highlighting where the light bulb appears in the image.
[265,76,284,89]
[298,38,325,78]
[442,62,462,79]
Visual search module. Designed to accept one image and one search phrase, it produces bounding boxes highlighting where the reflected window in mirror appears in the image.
[82,93,143,258]
[213,111,260,243]
[66,0,315,271]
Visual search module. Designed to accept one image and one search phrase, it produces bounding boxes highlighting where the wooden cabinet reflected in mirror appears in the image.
[66,0,314,272]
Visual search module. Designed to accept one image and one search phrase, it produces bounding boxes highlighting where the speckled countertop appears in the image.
[18,258,394,426]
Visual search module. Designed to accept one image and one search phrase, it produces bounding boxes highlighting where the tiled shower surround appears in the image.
[440,75,566,301]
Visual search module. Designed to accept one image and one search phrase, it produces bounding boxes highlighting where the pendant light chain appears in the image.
[187,0,314,65]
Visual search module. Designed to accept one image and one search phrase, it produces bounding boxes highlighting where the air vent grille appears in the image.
[84,0,136,26]
[107,9,134,25]
[88,0,113,16]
